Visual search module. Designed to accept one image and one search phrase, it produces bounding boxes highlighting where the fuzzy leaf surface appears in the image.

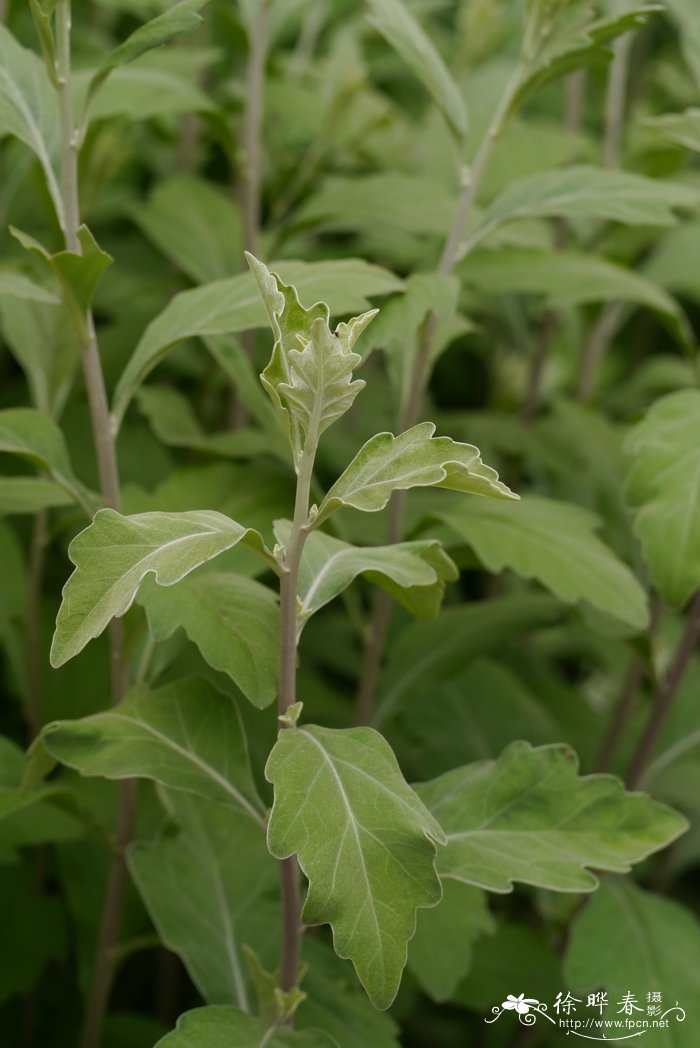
[266,725,445,1009]
[274,521,457,627]
[51,509,272,667]
[416,741,687,892]
[156,1007,338,1048]
[248,254,375,458]
[139,572,279,708]
[624,390,700,608]
[565,879,700,1048]
[113,258,400,428]
[434,495,649,630]
[129,792,275,1011]
[38,677,265,825]
[316,422,516,526]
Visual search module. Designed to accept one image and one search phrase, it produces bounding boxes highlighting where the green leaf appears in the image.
[37,677,266,826]
[0,476,71,516]
[0,269,58,305]
[136,385,272,460]
[644,108,700,153]
[295,174,457,239]
[274,521,457,627]
[565,879,700,1048]
[0,25,63,224]
[375,594,560,724]
[129,791,275,1011]
[156,1007,338,1048]
[266,725,445,1009]
[139,572,279,708]
[625,390,700,608]
[112,259,401,429]
[517,4,661,110]
[248,254,376,460]
[131,175,243,284]
[0,296,80,416]
[433,495,649,630]
[416,741,687,892]
[0,408,94,514]
[464,167,698,255]
[366,0,467,140]
[0,866,67,1002]
[458,247,687,325]
[315,422,516,527]
[407,881,494,1003]
[50,508,274,668]
[666,0,700,90]
[85,0,209,118]
[11,225,113,342]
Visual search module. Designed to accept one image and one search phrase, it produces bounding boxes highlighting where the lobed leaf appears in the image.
[266,725,445,1009]
[315,421,516,526]
[50,508,274,667]
[416,741,688,892]
[156,1007,338,1047]
[433,495,649,630]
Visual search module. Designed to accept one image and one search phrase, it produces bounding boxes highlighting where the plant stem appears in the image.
[576,22,632,400]
[25,510,48,738]
[231,0,269,429]
[276,443,315,993]
[626,591,700,789]
[354,64,524,726]
[55,6,132,1046]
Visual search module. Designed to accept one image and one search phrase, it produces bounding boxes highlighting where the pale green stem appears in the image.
[276,440,315,995]
[355,61,526,728]
[55,7,132,1047]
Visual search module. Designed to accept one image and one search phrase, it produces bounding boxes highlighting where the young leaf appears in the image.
[112,259,401,429]
[464,167,698,255]
[273,522,457,627]
[433,495,649,631]
[129,792,276,1011]
[0,25,63,224]
[644,109,700,153]
[50,508,274,668]
[248,254,376,460]
[266,725,445,1009]
[625,390,700,608]
[565,878,700,1037]
[366,0,467,140]
[415,741,688,892]
[37,677,266,826]
[11,225,112,338]
[407,881,494,1003]
[155,1007,338,1048]
[315,422,516,526]
[84,0,209,120]
[139,572,279,708]
[0,408,94,514]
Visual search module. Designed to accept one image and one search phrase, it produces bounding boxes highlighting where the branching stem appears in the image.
[354,62,525,726]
